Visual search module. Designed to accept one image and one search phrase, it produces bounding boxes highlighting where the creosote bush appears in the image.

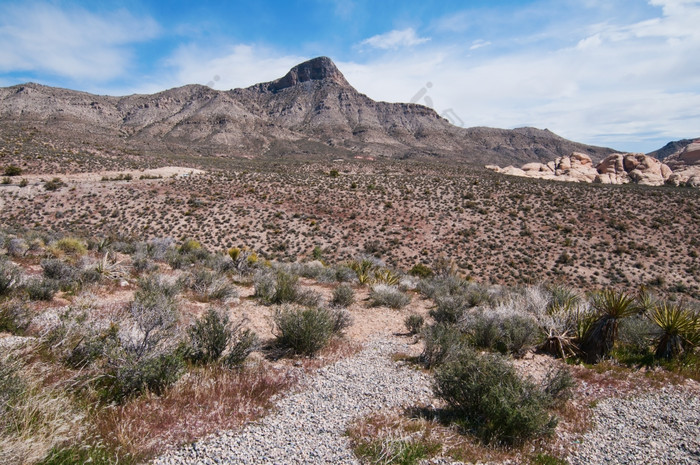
[272,305,348,356]
[368,284,411,309]
[331,284,355,308]
[434,348,570,445]
[254,269,320,306]
[404,313,424,335]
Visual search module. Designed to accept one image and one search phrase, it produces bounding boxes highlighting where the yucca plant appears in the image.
[373,268,400,286]
[348,259,376,285]
[580,289,639,363]
[649,302,700,359]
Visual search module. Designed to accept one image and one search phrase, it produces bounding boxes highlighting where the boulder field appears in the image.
[486,149,700,187]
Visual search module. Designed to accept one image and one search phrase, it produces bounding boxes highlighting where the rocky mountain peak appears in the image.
[267,56,350,92]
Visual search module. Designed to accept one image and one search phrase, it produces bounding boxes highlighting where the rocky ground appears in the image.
[151,334,700,465]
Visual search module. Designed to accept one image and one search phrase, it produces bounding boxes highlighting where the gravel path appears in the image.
[569,387,700,465]
[152,338,432,465]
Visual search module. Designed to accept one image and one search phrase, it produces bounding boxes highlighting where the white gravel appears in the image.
[569,387,700,465]
[151,337,700,465]
[152,338,432,465]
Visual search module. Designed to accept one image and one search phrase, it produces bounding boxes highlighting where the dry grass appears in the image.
[0,356,86,465]
[93,364,298,460]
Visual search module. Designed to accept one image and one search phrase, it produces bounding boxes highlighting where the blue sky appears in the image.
[0,0,698,152]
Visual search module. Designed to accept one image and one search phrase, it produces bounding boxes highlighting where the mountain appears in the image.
[0,57,615,165]
[648,138,700,169]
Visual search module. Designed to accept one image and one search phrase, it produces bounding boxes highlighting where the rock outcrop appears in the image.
[661,139,700,187]
[486,152,694,187]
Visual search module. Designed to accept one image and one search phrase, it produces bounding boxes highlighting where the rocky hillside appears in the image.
[0,57,614,166]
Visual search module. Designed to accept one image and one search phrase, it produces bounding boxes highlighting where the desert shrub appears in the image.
[333,265,357,283]
[331,284,355,308]
[41,258,80,291]
[0,299,31,334]
[3,164,22,176]
[222,328,259,368]
[131,251,156,273]
[180,268,237,302]
[147,237,175,261]
[430,293,471,324]
[41,258,77,281]
[330,308,352,334]
[254,269,320,306]
[53,237,87,257]
[179,239,202,254]
[617,313,655,353]
[581,289,639,363]
[461,307,541,356]
[25,278,58,301]
[409,263,434,279]
[102,351,184,403]
[273,305,337,356]
[186,307,231,364]
[421,323,468,369]
[434,349,560,445]
[7,237,28,257]
[126,274,179,358]
[541,367,575,405]
[0,257,21,296]
[369,284,411,309]
[404,313,424,335]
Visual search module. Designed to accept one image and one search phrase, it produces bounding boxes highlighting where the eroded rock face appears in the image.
[486,152,688,187]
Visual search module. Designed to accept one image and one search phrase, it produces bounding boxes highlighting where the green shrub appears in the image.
[369,284,411,309]
[26,278,58,301]
[222,328,259,367]
[41,258,80,291]
[434,349,560,445]
[420,323,467,368]
[409,263,434,279]
[1,176,10,185]
[430,294,470,324]
[179,239,202,254]
[186,307,231,364]
[404,313,424,335]
[254,269,320,306]
[331,284,355,308]
[3,164,22,176]
[461,307,541,356]
[102,351,184,403]
[0,299,31,334]
[53,237,87,256]
[180,268,237,302]
[273,305,337,356]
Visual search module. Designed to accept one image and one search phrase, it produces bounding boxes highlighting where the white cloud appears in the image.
[338,0,700,152]
[359,28,430,50]
[159,44,307,92]
[469,39,491,50]
[0,2,160,82]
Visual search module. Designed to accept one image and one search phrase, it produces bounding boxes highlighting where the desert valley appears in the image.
[1,57,699,465]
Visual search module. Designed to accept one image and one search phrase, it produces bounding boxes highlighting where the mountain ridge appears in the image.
[0,56,617,166]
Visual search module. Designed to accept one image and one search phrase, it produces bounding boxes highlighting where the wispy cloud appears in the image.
[160,44,306,92]
[469,39,491,50]
[359,28,430,50]
[0,2,160,82]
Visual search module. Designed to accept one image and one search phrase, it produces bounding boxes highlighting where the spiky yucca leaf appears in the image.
[581,289,639,363]
[650,302,700,359]
[373,269,400,286]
